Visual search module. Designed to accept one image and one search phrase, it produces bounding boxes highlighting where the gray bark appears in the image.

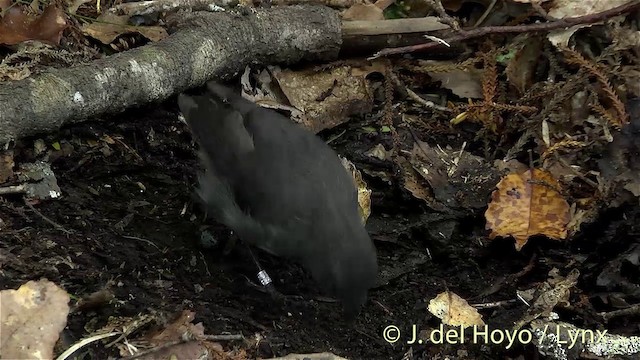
[0,5,341,144]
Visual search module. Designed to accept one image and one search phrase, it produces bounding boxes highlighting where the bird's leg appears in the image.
[220,231,281,298]
[244,243,286,301]
[242,243,306,305]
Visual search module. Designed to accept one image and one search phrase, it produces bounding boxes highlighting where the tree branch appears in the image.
[374,1,640,57]
[0,5,341,144]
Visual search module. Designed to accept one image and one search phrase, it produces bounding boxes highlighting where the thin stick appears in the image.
[56,332,121,360]
[24,198,72,234]
[375,1,640,57]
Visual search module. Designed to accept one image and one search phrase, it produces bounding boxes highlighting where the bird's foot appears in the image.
[243,274,303,304]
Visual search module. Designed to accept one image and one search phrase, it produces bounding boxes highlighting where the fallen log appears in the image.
[0,5,341,144]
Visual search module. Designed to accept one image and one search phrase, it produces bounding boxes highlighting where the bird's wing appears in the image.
[179,91,289,254]
[195,162,284,252]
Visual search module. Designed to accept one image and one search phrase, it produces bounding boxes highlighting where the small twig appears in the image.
[423,34,450,47]
[24,198,72,234]
[199,251,211,276]
[473,0,496,27]
[389,71,452,113]
[119,334,245,360]
[326,129,346,144]
[112,137,144,162]
[516,291,531,307]
[119,339,189,360]
[424,0,460,30]
[104,314,156,348]
[471,299,517,309]
[56,332,121,360]
[601,303,640,323]
[0,184,26,194]
[343,18,449,37]
[556,157,599,189]
[375,1,640,57]
[121,235,161,250]
[373,300,393,315]
[202,334,245,341]
[404,85,453,113]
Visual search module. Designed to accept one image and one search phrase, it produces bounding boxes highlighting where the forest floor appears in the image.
[2,100,638,359]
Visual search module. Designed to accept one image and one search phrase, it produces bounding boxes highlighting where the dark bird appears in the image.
[178,82,378,320]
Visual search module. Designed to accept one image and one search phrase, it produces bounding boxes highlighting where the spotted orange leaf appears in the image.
[485,169,570,250]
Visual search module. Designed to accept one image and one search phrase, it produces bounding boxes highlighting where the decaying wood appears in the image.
[341,17,449,36]
[270,0,359,7]
[0,5,341,144]
[110,0,233,16]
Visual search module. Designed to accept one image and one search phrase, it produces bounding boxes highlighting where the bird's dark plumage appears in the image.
[178,82,378,319]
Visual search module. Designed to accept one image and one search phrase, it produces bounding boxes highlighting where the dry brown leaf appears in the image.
[340,156,372,223]
[366,143,391,161]
[147,310,204,342]
[272,61,384,133]
[395,154,444,211]
[428,291,485,327]
[427,65,483,99]
[505,36,544,94]
[514,269,579,330]
[493,159,528,174]
[67,0,93,14]
[408,139,500,210]
[0,279,70,359]
[81,12,167,44]
[547,0,631,47]
[0,4,67,45]
[120,310,247,360]
[485,169,571,250]
[342,3,384,21]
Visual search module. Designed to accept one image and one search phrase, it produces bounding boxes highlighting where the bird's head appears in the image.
[304,220,378,321]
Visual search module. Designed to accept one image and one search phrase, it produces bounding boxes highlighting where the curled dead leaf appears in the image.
[272,61,384,133]
[81,13,167,45]
[340,156,372,223]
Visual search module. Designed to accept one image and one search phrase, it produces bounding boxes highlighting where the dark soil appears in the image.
[1,101,639,360]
